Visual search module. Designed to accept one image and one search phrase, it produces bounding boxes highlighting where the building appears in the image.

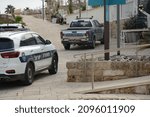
[14,9,22,15]
[45,0,87,21]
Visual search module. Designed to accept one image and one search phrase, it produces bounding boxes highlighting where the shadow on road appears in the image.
[67,43,103,51]
[0,72,53,90]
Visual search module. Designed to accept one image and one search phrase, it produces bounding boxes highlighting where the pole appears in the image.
[78,0,81,18]
[104,0,110,60]
[91,54,94,90]
[42,0,44,20]
[117,4,120,55]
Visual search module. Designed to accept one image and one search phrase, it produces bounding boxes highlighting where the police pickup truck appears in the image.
[60,18,104,50]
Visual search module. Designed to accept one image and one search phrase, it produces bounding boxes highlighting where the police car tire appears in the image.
[49,55,58,74]
[23,63,34,85]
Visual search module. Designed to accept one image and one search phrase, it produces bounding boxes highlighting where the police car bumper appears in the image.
[0,63,26,76]
[0,74,24,81]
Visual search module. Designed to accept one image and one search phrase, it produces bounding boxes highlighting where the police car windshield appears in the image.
[0,38,14,52]
[70,21,92,27]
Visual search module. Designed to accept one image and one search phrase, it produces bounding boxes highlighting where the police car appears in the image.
[0,31,58,85]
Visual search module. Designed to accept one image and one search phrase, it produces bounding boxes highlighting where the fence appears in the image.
[71,44,150,90]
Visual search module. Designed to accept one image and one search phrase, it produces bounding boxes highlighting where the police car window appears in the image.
[32,34,45,45]
[20,34,36,47]
[0,38,14,52]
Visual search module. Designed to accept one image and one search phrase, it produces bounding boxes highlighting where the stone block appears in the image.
[103,76,128,81]
[81,76,92,82]
[103,76,119,81]
[94,70,103,77]
[98,87,135,94]
[67,76,81,82]
[66,62,77,69]
[111,62,129,70]
[138,70,149,76]
[95,61,111,70]
[103,70,124,77]
[125,70,136,77]
[94,76,103,81]
[145,63,150,69]
[67,69,83,76]
[86,70,93,76]
[118,87,135,94]
[146,85,150,94]
[86,62,94,70]
[77,62,85,69]
[135,86,149,95]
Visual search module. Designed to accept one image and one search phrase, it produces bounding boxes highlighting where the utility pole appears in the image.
[78,0,81,18]
[42,0,44,20]
[104,0,110,60]
[117,4,120,55]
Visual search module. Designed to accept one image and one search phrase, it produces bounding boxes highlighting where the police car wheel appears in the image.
[23,63,34,85]
[49,55,58,74]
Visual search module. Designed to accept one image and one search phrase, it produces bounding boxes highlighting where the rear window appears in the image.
[0,38,14,52]
[70,21,92,27]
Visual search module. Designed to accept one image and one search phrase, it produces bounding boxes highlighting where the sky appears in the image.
[0,0,43,13]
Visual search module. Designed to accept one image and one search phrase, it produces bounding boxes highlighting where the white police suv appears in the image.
[0,31,58,85]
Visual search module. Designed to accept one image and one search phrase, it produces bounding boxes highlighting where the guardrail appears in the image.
[121,29,149,44]
[73,44,150,90]
[74,44,150,60]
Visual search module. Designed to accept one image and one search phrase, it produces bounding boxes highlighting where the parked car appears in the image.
[60,18,104,50]
[0,31,58,85]
[0,23,28,32]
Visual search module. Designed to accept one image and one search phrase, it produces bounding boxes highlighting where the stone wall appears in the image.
[66,61,150,82]
[98,85,150,95]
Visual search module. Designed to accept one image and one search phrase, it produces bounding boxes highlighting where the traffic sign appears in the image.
[88,0,126,6]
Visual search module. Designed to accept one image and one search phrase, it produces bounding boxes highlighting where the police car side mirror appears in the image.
[45,40,51,44]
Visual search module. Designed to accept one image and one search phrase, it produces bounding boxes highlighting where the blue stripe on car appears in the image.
[19,50,54,63]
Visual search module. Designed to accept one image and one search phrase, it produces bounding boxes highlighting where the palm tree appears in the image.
[68,0,73,14]
[5,5,15,18]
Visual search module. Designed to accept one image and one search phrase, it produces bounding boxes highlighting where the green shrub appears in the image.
[15,16,22,23]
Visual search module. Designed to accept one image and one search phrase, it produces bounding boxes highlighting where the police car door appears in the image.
[33,34,52,69]
[20,34,41,71]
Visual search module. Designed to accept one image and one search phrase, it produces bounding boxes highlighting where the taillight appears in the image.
[1,52,20,58]
[60,32,64,38]
[6,70,16,74]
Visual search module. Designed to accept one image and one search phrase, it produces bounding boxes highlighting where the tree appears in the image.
[5,5,15,18]
[68,0,73,14]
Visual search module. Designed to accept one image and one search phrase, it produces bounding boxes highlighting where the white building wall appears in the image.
[66,0,138,24]
[66,7,104,24]
[110,0,138,21]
